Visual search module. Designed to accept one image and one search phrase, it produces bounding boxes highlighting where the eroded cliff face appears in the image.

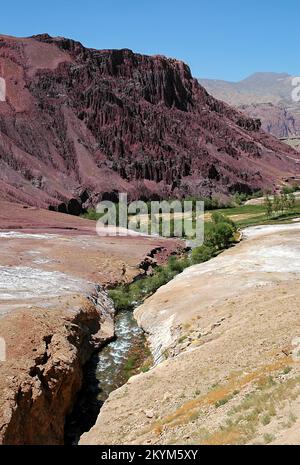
[0,287,114,445]
[80,223,300,445]
[0,34,299,211]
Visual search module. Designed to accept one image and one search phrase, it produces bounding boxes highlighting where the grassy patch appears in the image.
[201,197,300,229]
[215,397,231,408]
[263,433,275,444]
[138,356,295,444]
[206,373,300,445]
[261,414,271,426]
[283,412,297,428]
[109,213,238,311]
[215,390,239,408]
[121,339,154,381]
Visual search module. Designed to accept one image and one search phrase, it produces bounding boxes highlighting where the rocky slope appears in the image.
[0,36,299,211]
[238,103,300,140]
[0,290,113,445]
[199,72,300,139]
[81,223,300,445]
[0,204,181,444]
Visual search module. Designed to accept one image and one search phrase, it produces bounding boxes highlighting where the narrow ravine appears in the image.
[64,310,147,444]
[66,220,239,444]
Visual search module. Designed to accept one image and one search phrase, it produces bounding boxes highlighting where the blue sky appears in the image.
[1,0,299,81]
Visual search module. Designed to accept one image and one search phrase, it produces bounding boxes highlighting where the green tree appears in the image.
[265,194,273,218]
[287,193,296,211]
[273,194,281,216]
[191,245,215,264]
[206,222,235,249]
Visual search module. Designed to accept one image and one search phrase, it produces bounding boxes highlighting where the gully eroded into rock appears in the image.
[65,309,148,444]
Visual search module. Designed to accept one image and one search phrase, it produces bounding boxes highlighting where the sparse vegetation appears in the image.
[263,433,275,444]
[233,190,263,205]
[265,192,296,218]
[283,366,292,375]
[261,414,271,426]
[215,390,239,408]
[201,373,300,445]
[81,209,104,221]
[82,187,300,236]
[215,397,231,408]
[109,213,238,311]
[140,365,151,373]
[281,184,300,195]
[284,412,297,428]
[121,341,153,380]
[124,357,136,372]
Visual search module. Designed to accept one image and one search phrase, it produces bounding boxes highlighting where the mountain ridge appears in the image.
[0,35,299,213]
[199,72,300,139]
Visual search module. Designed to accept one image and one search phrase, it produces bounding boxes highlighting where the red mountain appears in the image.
[0,34,299,213]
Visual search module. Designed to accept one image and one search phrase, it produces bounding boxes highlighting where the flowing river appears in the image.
[65,309,146,444]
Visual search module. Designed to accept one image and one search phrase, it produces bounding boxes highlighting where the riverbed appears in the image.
[65,310,146,444]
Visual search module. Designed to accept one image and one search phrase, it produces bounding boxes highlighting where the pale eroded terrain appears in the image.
[81,222,300,445]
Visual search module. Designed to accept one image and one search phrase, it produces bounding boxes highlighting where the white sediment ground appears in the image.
[0,231,59,240]
[0,265,93,315]
[135,222,300,363]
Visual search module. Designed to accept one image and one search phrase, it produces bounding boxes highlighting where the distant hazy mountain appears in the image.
[199,72,294,105]
[199,72,300,139]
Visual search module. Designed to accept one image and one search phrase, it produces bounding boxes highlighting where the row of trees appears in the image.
[110,212,237,311]
[264,192,296,218]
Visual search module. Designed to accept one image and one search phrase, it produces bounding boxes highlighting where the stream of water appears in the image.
[64,310,145,444]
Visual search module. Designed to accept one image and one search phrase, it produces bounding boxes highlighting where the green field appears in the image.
[82,195,300,232]
[210,202,300,228]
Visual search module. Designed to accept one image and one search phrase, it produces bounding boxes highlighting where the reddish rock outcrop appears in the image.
[0,35,299,211]
[0,288,114,445]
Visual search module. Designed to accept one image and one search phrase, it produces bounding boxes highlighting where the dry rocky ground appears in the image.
[81,222,300,445]
[0,201,180,444]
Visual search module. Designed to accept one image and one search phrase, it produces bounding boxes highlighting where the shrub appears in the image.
[81,209,103,221]
[233,192,248,205]
[282,184,299,194]
[263,433,274,444]
[261,414,271,426]
[265,192,296,217]
[191,245,215,264]
[206,222,236,249]
[167,255,189,273]
[108,288,133,311]
[215,397,230,408]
